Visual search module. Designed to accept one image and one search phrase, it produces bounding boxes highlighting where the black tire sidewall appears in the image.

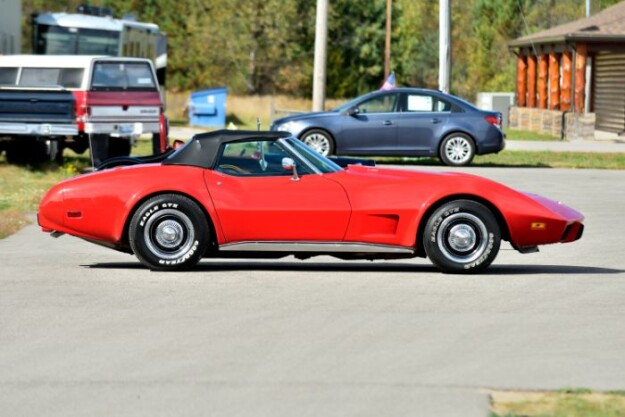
[424,200,500,274]
[439,133,475,166]
[129,194,209,271]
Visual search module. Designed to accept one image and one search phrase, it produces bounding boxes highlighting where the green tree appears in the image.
[20,0,625,100]
[325,0,388,97]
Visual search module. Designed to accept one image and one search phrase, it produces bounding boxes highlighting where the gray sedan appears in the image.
[270,88,505,166]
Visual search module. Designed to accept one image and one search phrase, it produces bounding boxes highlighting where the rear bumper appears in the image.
[84,121,160,136]
[476,131,505,155]
[0,122,78,136]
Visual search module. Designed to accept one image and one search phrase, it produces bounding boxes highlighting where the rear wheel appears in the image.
[423,200,500,274]
[108,137,132,158]
[439,133,475,166]
[5,138,61,165]
[301,129,335,156]
[129,194,209,271]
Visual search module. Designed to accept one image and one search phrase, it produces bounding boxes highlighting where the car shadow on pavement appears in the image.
[85,261,624,275]
[487,264,624,275]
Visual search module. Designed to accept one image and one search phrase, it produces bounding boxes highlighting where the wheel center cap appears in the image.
[162,225,178,242]
[448,224,476,252]
[155,220,183,248]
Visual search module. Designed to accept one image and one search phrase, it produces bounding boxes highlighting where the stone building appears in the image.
[508,1,625,140]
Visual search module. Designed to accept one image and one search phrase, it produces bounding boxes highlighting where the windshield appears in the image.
[0,68,18,86]
[35,24,120,56]
[90,62,157,91]
[332,95,365,112]
[283,137,341,173]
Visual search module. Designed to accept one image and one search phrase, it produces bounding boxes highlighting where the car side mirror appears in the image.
[347,107,360,117]
[282,157,300,181]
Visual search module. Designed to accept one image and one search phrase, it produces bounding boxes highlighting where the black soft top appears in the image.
[162,129,292,168]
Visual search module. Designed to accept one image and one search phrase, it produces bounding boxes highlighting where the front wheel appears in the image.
[439,133,475,166]
[301,129,335,156]
[129,194,209,271]
[423,200,500,274]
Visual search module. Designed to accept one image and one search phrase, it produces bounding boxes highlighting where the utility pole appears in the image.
[384,0,392,79]
[438,0,451,93]
[584,0,591,113]
[312,0,328,111]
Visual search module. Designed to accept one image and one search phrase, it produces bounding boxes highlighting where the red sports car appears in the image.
[38,130,584,273]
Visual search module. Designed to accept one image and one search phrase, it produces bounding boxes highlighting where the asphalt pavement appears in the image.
[1,167,624,417]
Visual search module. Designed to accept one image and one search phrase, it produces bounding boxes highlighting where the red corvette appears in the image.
[38,130,584,273]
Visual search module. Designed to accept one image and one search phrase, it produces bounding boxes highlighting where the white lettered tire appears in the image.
[129,194,209,271]
[423,200,500,274]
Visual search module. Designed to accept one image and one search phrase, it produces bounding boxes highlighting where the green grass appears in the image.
[490,389,625,417]
[504,128,560,141]
[376,150,625,170]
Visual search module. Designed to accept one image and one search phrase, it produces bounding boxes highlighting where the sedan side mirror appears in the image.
[347,107,360,117]
[281,157,300,181]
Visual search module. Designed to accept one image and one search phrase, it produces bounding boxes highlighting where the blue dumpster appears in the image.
[188,87,227,128]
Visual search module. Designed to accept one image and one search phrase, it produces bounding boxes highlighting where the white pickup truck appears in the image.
[0,55,168,165]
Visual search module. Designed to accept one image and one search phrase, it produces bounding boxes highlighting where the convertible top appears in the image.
[163,130,292,169]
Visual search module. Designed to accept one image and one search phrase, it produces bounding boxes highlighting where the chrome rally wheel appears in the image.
[129,194,209,271]
[423,200,500,273]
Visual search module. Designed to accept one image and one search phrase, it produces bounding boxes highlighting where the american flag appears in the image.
[380,72,396,90]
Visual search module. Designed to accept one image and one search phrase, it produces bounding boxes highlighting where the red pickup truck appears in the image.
[0,55,168,165]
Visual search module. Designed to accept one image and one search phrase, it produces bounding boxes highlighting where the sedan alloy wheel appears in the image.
[440,133,475,166]
[301,129,334,156]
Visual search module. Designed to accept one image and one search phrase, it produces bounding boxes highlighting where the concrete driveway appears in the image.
[1,167,624,417]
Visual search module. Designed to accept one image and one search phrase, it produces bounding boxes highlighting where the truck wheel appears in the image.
[152,133,163,154]
[89,134,110,166]
[109,137,132,158]
[6,141,28,164]
[5,139,60,165]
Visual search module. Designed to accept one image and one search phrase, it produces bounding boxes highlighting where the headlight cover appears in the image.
[275,121,296,133]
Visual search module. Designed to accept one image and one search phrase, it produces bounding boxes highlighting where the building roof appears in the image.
[509,1,625,47]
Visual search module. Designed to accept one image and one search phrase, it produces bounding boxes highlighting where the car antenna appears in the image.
[256,118,261,131]
[88,133,96,171]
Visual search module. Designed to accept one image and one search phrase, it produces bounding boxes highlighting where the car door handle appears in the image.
[383,120,393,126]
[432,118,442,124]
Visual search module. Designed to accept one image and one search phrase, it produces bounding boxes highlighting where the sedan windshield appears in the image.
[332,95,368,112]
[283,137,342,173]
